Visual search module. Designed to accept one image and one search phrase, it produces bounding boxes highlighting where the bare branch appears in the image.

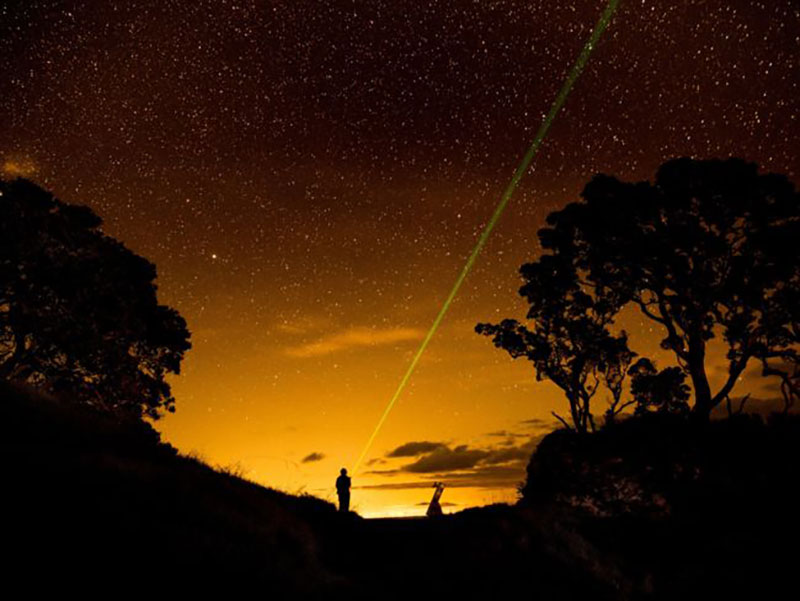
[737,394,750,415]
[551,411,573,431]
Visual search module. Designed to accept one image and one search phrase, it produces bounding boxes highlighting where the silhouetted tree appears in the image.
[537,158,800,420]
[629,358,691,416]
[0,178,191,419]
[476,255,634,433]
[762,359,799,415]
[599,333,637,425]
[758,272,800,414]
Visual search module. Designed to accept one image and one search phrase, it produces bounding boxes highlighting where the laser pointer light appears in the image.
[353,0,622,475]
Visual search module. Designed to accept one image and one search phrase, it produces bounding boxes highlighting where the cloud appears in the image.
[1,157,37,178]
[367,433,547,486]
[485,430,528,438]
[480,445,532,465]
[386,441,446,457]
[402,445,489,473]
[357,464,526,490]
[273,315,333,336]
[711,396,796,418]
[398,435,545,474]
[301,452,325,463]
[519,418,554,429]
[356,481,440,490]
[428,464,528,488]
[285,326,424,358]
[363,468,402,476]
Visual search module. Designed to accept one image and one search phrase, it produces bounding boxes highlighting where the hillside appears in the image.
[4,381,348,593]
[3,381,629,597]
[6,380,799,598]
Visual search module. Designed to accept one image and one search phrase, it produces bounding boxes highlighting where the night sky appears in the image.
[1,0,798,516]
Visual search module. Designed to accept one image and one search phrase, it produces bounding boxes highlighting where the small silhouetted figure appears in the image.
[427,482,445,517]
[336,468,351,512]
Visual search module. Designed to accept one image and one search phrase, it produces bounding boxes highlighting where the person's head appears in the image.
[340,468,347,475]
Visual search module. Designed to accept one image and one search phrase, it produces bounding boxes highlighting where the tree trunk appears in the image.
[687,336,713,420]
[566,391,585,434]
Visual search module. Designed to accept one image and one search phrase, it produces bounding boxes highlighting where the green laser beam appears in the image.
[353,0,621,475]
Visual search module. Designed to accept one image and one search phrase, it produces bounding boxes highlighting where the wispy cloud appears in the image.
[285,326,424,358]
[485,430,529,438]
[386,441,446,457]
[301,452,326,463]
[1,157,37,177]
[710,396,794,418]
[356,464,526,490]
[274,315,333,336]
[519,417,558,430]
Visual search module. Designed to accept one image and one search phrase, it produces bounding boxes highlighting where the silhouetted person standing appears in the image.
[336,468,351,512]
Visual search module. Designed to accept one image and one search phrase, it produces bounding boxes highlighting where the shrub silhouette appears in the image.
[629,358,691,416]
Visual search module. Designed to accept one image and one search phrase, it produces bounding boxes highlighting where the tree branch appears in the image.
[551,411,573,431]
[711,355,751,409]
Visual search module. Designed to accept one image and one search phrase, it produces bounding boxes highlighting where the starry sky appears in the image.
[1,0,798,516]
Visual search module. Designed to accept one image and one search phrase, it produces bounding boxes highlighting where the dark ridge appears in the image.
[1,381,624,598]
[3,380,342,593]
[7,379,798,598]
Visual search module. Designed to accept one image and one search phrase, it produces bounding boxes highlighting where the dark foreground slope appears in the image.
[523,412,800,600]
[3,382,627,598]
[10,381,796,599]
[3,381,343,594]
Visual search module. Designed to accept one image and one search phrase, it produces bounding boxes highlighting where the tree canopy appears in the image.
[476,254,634,433]
[478,158,800,426]
[0,178,191,419]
